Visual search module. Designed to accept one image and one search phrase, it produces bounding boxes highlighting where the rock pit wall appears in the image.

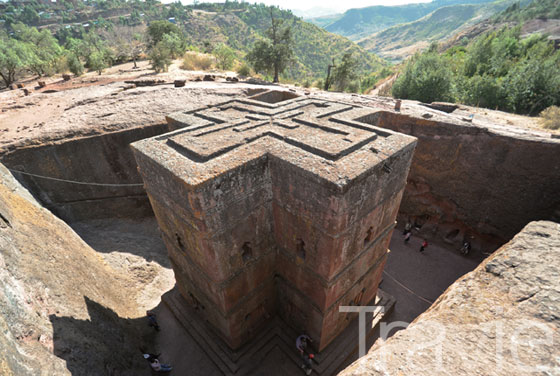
[0,85,257,222]
[0,123,171,222]
[0,163,148,375]
[339,220,560,376]
[371,110,560,252]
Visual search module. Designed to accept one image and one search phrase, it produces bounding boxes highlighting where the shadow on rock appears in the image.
[50,296,160,376]
[70,217,171,268]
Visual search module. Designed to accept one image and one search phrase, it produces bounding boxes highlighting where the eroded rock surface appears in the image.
[340,220,560,375]
[0,164,158,375]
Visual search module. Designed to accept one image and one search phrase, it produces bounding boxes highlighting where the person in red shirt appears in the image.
[419,239,428,253]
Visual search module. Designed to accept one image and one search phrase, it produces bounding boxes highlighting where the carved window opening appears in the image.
[364,227,374,245]
[175,233,184,250]
[296,238,306,260]
[241,242,253,263]
[354,288,365,305]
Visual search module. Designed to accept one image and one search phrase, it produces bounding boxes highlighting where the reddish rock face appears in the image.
[131,92,416,351]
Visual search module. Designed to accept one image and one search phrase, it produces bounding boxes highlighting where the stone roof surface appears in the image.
[133,95,416,191]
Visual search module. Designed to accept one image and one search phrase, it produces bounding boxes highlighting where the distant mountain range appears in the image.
[292,7,341,19]
[309,0,533,61]
[308,0,498,40]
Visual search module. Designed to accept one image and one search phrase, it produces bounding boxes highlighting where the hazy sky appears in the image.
[173,0,433,13]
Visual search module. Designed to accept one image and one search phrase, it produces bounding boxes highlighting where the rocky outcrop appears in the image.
[0,163,149,375]
[339,220,560,375]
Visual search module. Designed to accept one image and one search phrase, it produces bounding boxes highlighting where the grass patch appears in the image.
[181,52,215,71]
[540,106,560,130]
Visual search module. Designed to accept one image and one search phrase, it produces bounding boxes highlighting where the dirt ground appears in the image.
[70,217,481,375]
[0,59,246,149]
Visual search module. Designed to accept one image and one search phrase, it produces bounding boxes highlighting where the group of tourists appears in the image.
[403,222,429,253]
[296,334,315,375]
[142,311,173,373]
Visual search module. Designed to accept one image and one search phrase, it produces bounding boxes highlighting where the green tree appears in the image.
[12,23,63,77]
[160,32,185,59]
[247,8,294,83]
[0,34,35,87]
[213,43,235,71]
[146,20,183,48]
[330,52,359,92]
[66,52,84,76]
[87,51,107,75]
[392,51,453,103]
[149,42,172,73]
[21,6,40,25]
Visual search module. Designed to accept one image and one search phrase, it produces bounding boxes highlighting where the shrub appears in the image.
[149,43,172,73]
[539,106,560,130]
[67,53,84,76]
[181,52,214,71]
[213,43,236,71]
[236,62,251,77]
[392,52,453,103]
[87,51,107,75]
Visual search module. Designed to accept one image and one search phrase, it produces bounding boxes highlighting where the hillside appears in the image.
[441,0,560,52]
[309,0,496,41]
[0,1,385,83]
[358,0,529,62]
[493,0,560,21]
[183,4,387,81]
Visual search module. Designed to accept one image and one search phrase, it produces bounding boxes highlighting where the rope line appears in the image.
[8,169,144,187]
[382,270,434,305]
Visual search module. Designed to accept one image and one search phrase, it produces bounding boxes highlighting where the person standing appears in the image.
[419,239,428,253]
[301,353,314,375]
[403,222,412,235]
[404,231,411,243]
[147,311,160,331]
[143,353,172,372]
[296,334,312,355]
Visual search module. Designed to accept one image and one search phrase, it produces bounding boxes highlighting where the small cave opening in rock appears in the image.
[241,242,253,263]
[175,233,184,250]
[296,238,306,260]
[364,227,374,245]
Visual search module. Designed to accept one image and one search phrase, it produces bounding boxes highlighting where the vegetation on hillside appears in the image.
[311,0,497,41]
[492,0,560,22]
[357,0,527,61]
[0,0,386,87]
[392,27,560,115]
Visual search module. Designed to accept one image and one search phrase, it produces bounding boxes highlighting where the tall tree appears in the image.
[213,43,236,71]
[0,33,35,87]
[330,52,359,92]
[12,23,63,77]
[146,20,183,48]
[101,25,145,68]
[247,8,293,83]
